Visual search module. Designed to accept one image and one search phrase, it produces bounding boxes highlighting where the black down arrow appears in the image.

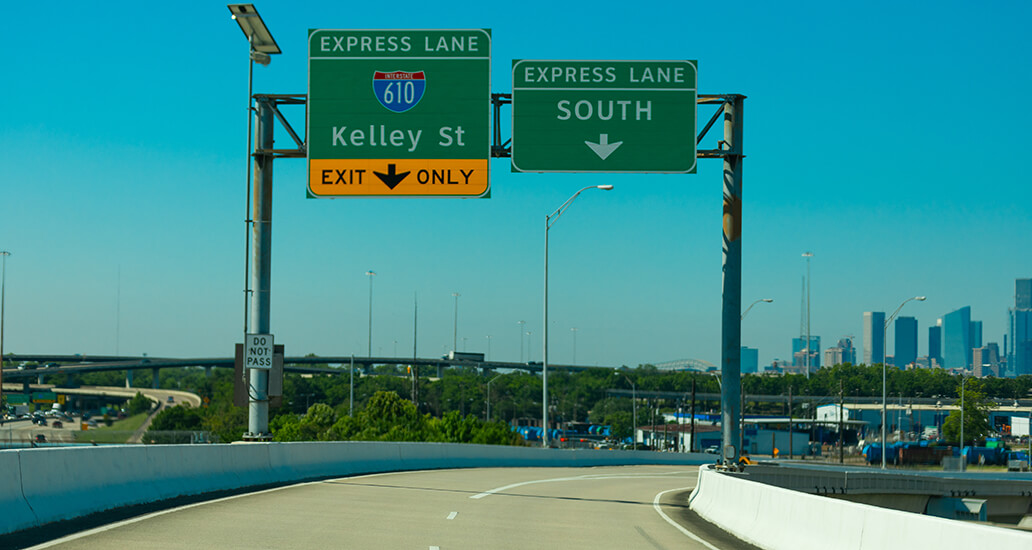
[374,164,410,190]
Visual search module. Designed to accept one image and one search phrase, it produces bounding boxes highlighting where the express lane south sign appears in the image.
[511,60,697,173]
[307,29,491,198]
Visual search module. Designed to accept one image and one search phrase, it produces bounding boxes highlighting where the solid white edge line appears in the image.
[653,487,722,550]
[23,470,413,550]
[470,472,695,499]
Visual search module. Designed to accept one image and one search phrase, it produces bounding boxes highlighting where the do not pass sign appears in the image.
[245,334,274,369]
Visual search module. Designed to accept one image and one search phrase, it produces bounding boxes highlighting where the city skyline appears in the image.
[2,2,1031,370]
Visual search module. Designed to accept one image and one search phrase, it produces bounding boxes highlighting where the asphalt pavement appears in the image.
[22,465,761,550]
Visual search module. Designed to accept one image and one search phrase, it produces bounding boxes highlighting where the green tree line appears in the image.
[39,360,1031,444]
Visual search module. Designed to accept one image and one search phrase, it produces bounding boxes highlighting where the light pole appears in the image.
[486,372,508,422]
[881,295,926,469]
[230,4,281,440]
[741,298,773,320]
[0,250,10,411]
[959,375,966,451]
[621,373,637,449]
[366,271,376,356]
[452,292,460,352]
[801,252,813,378]
[517,320,525,362]
[543,184,613,448]
[571,327,578,365]
[485,335,492,361]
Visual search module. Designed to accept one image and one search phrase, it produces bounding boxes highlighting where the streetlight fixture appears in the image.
[621,373,637,450]
[366,271,376,356]
[229,3,280,337]
[486,372,509,422]
[0,250,10,411]
[517,320,526,362]
[801,252,814,378]
[741,298,773,320]
[229,3,281,440]
[526,331,533,364]
[452,292,460,352]
[960,375,967,451]
[543,184,613,448]
[881,295,926,469]
[571,327,578,365]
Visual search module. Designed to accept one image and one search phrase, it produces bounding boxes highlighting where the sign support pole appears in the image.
[246,96,275,440]
[720,95,744,464]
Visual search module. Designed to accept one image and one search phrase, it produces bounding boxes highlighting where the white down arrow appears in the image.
[584,134,623,160]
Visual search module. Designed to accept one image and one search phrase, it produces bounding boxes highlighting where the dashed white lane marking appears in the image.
[430,546,441,550]
[653,487,721,550]
[447,511,458,520]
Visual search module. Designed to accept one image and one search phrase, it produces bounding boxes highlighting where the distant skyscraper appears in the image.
[895,316,918,368]
[928,323,942,364]
[741,347,759,374]
[791,336,821,370]
[973,343,1001,377]
[970,321,983,349]
[863,312,885,365]
[824,338,855,367]
[1018,279,1032,309]
[1010,278,1032,377]
[943,306,972,369]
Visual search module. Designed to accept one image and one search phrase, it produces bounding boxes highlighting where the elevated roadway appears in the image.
[17,465,756,550]
[1,354,611,385]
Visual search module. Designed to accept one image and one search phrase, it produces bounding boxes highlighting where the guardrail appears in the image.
[0,442,711,536]
[688,465,1032,549]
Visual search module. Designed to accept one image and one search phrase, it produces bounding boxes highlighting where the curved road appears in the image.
[27,465,758,550]
[1,386,201,445]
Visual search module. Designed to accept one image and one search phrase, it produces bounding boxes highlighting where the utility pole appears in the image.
[411,293,418,406]
[689,377,697,449]
[839,379,845,464]
[788,385,793,460]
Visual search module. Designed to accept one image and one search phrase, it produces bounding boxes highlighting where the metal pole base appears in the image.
[241,433,273,442]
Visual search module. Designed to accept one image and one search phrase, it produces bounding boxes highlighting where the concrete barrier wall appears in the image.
[0,443,709,536]
[688,465,1032,549]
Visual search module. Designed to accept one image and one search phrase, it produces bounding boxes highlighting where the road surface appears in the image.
[24,465,759,550]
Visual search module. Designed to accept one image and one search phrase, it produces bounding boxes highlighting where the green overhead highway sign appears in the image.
[511,60,697,173]
[307,29,491,198]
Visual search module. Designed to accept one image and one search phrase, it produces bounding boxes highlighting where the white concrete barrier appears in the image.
[688,465,1032,549]
[0,451,37,534]
[0,442,707,536]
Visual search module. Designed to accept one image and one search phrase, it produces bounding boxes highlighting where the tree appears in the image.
[127,392,153,416]
[942,383,992,446]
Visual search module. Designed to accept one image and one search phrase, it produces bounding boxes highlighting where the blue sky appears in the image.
[2,1,1030,369]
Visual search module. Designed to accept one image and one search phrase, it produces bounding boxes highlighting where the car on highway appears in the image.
[52,420,63,429]
[704,445,720,454]
[167,396,175,404]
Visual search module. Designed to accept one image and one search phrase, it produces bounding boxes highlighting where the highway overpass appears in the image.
[1,353,614,389]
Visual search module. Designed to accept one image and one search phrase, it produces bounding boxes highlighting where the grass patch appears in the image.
[71,412,152,444]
